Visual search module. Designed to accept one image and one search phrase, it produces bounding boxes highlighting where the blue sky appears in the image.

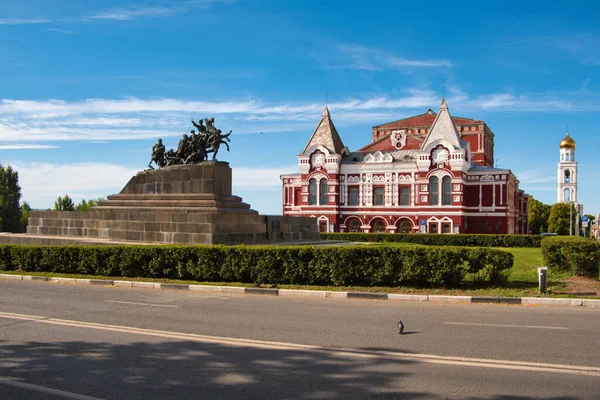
[1,0,599,214]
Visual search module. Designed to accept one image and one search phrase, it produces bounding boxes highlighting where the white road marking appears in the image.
[104,300,179,308]
[444,322,569,330]
[0,311,598,377]
[0,377,104,399]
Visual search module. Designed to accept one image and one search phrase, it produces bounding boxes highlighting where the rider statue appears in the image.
[148,117,232,169]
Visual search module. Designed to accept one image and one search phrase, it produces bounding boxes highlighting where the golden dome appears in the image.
[560,132,576,149]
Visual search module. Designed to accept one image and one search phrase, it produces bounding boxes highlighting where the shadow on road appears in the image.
[0,339,585,400]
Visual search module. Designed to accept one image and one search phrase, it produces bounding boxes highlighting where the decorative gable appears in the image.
[301,106,348,156]
[420,99,463,151]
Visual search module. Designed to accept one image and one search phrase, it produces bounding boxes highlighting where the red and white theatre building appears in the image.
[280,99,529,234]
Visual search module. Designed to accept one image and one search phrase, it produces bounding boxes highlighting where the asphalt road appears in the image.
[1,279,599,399]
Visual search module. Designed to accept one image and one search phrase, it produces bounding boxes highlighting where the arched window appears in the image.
[442,176,452,205]
[319,179,328,205]
[309,178,317,205]
[429,176,439,205]
[348,219,361,232]
[372,220,386,233]
[564,170,571,184]
[561,154,564,161]
[564,188,571,202]
[396,219,412,233]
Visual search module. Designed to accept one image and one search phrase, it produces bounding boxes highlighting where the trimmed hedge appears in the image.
[541,236,600,277]
[320,233,542,248]
[0,244,514,288]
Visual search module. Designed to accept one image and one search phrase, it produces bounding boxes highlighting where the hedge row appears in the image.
[0,244,514,287]
[541,236,600,277]
[320,233,542,248]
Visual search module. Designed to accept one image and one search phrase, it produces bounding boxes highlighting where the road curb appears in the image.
[1,273,598,307]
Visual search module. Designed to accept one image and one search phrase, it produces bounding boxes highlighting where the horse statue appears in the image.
[148,118,232,169]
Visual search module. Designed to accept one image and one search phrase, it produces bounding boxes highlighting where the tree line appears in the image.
[528,197,593,236]
[0,164,104,233]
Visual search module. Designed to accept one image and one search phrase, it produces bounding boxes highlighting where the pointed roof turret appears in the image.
[420,99,463,150]
[301,106,346,155]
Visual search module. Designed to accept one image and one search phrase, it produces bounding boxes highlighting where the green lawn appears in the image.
[502,247,544,283]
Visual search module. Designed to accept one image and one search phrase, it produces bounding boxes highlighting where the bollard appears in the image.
[538,266,548,294]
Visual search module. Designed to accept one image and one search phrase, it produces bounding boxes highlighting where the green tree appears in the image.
[75,197,105,211]
[0,164,23,232]
[20,201,31,232]
[53,194,75,211]
[548,203,576,235]
[528,197,551,234]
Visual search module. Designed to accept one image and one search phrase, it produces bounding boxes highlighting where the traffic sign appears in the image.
[420,219,426,226]
[582,215,589,223]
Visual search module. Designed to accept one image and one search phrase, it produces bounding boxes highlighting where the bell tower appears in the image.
[557,131,577,203]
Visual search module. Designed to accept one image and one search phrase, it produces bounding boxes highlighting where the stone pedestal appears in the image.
[17,163,319,245]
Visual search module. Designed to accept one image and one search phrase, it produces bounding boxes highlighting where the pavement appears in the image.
[1,279,599,399]
[1,273,599,308]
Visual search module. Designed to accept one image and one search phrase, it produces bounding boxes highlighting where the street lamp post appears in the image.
[569,202,573,236]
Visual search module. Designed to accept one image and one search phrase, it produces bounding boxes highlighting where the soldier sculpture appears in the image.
[148,118,231,169]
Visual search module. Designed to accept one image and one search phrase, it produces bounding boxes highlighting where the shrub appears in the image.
[320,233,542,248]
[541,236,600,277]
[0,244,514,288]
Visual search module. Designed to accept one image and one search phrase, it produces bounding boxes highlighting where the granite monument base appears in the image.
[2,162,319,246]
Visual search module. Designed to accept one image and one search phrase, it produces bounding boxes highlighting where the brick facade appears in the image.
[281,100,529,234]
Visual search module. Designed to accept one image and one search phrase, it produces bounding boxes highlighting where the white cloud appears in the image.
[0,0,235,25]
[513,169,556,185]
[232,165,298,189]
[0,144,59,150]
[0,88,596,144]
[0,18,50,25]
[86,6,179,21]
[46,28,75,34]
[328,45,452,71]
[12,162,139,209]
[10,161,293,209]
[86,0,237,21]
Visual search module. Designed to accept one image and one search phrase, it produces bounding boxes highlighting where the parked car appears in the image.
[540,232,558,237]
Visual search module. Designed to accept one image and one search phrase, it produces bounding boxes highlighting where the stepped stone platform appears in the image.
[1,162,319,246]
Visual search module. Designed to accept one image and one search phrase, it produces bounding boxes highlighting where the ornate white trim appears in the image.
[364,151,394,163]
[391,129,407,149]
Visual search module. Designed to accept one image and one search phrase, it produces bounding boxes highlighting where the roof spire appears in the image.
[440,97,448,110]
[302,107,345,155]
[442,78,445,101]
[420,98,461,150]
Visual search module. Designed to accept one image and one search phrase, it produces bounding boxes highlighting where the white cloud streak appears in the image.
[0,88,595,143]
[0,18,50,25]
[0,0,236,25]
[328,45,452,71]
[0,144,59,150]
[46,28,75,34]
